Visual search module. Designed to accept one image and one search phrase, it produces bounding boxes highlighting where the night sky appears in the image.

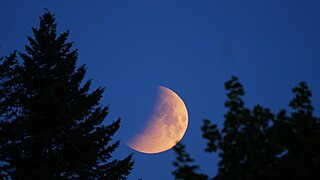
[1,1,320,179]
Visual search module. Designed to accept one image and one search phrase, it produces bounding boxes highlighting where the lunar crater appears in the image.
[127,86,188,154]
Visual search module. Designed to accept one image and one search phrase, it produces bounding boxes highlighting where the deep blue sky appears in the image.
[1,0,320,179]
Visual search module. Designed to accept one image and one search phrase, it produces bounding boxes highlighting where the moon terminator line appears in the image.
[127,86,188,154]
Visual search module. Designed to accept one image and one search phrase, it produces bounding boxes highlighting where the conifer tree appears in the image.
[0,52,19,179]
[172,143,208,180]
[0,11,133,179]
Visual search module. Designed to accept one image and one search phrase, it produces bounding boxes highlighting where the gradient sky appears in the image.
[1,0,320,179]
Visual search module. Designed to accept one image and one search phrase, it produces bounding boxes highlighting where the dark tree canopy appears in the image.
[0,11,133,179]
[173,76,320,180]
[172,143,208,180]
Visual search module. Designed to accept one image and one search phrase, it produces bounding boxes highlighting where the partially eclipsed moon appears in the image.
[127,86,188,154]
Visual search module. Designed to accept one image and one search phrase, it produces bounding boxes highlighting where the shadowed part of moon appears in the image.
[127,86,188,154]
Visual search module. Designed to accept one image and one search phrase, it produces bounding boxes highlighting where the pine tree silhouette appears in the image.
[0,11,133,179]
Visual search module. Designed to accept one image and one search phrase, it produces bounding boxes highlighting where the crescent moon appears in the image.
[127,86,188,154]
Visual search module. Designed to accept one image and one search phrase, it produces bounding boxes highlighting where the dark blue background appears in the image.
[1,0,320,179]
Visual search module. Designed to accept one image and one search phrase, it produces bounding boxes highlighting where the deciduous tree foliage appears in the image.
[173,76,320,180]
[0,11,133,179]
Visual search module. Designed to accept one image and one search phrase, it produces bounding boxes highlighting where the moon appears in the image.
[127,86,188,154]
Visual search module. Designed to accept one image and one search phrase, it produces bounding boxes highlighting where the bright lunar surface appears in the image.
[127,86,188,154]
